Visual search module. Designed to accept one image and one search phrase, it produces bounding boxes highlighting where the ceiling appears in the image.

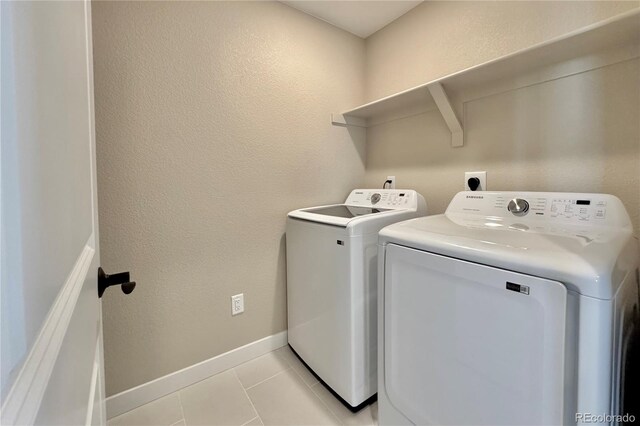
[281,1,423,39]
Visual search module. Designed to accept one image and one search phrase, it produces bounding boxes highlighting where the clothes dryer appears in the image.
[378,191,639,425]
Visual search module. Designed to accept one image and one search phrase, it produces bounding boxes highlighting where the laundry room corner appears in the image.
[91,1,366,398]
[5,0,640,424]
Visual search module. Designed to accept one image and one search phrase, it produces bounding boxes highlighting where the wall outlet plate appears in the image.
[231,293,244,316]
[464,171,487,191]
[386,176,396,189]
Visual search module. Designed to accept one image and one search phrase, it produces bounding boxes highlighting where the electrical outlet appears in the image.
[386,176,396,189]
[464,171,487,191]
[231,293,244,316]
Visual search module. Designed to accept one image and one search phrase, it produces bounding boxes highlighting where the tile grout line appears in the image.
[176,391,187,425]
[277,347,319,388]
[278,348,341,423]
[243,367,292,391]
[289,362,318,389]
[289,368,318,389]
[288,350,367,426]
[245,349,345,426]
[271,349,296,374]
[308,383,345,426]
[240,416,260,426]
[279,349,343,426]
[232,368,263,424]
[273,347,293,367]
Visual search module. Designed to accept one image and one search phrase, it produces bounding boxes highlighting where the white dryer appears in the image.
[287,189,426,408]
[378,191,639,425]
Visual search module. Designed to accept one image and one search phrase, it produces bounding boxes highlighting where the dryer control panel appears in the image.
[345,189,418,210]
[447,191,630,228]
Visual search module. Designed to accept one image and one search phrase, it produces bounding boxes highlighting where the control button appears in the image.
[371,193,381,205]
[595,208,606,219]
[507,198,530,217]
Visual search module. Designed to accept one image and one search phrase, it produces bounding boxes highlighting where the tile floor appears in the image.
[107,346,378,426]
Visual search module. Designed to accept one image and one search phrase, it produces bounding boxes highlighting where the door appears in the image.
[383,244,568,425]
[1,1,106,424]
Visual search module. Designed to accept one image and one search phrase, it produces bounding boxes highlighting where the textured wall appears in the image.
[365,1,639,101]
[363,1,640,232]
[92,1,365,396]
[364,60,640,231]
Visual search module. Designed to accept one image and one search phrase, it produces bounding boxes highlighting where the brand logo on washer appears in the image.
[466,195,484,199]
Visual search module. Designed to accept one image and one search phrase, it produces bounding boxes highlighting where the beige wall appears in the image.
[363,1,640,232]
[95,0,640,397]
[92,1,365,396]
[365,1,639,101]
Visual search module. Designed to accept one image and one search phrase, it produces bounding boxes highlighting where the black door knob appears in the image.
[98,267,136,298]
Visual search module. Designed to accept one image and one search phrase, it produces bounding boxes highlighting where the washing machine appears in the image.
[287,189,427,408]
[378,191,639,425]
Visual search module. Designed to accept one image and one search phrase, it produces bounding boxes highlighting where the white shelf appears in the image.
[332,9,640,147]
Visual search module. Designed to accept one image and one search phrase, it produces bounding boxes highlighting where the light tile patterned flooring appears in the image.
[108,346,378,426]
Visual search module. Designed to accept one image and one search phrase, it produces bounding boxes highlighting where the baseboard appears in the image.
[106,331,288,419]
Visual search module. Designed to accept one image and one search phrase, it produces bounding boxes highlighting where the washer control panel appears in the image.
[549,198,608,221]
[345,189,417,209]
[448,191,627,227]
[507,198,530,216]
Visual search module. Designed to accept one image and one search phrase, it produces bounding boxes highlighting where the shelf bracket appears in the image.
[427,82,464,147]
[331,113,366,128]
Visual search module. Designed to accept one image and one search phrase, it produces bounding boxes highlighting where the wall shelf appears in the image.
[331,9,640,147]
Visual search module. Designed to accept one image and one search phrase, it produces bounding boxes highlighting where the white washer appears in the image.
[287,189,427,408]
[378,191,639,425]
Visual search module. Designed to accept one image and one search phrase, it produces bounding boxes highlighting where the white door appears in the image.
[1,0,107,424]
[383,244,568,425]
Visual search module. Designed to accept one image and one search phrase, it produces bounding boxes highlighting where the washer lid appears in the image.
[287,189,425,230]
[303,205,390,219]
[289,203,399,228]
[379,191,637,299]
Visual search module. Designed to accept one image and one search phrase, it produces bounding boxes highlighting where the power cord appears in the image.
[382,179,392,189]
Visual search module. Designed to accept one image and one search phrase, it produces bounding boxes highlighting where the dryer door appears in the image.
[383,244,567,425]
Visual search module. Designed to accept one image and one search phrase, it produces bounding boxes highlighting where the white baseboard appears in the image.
[106,331,288,419]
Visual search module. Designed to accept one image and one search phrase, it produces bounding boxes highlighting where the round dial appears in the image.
[370,193,381,205]
[507,198,530,216]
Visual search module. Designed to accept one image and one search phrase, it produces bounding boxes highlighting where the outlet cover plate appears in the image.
[386,176,396,189]
[464,171,487,191]
[231,293,244,316]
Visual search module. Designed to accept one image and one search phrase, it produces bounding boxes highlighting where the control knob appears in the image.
[370,193,381,205]
[508,198,529,216]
